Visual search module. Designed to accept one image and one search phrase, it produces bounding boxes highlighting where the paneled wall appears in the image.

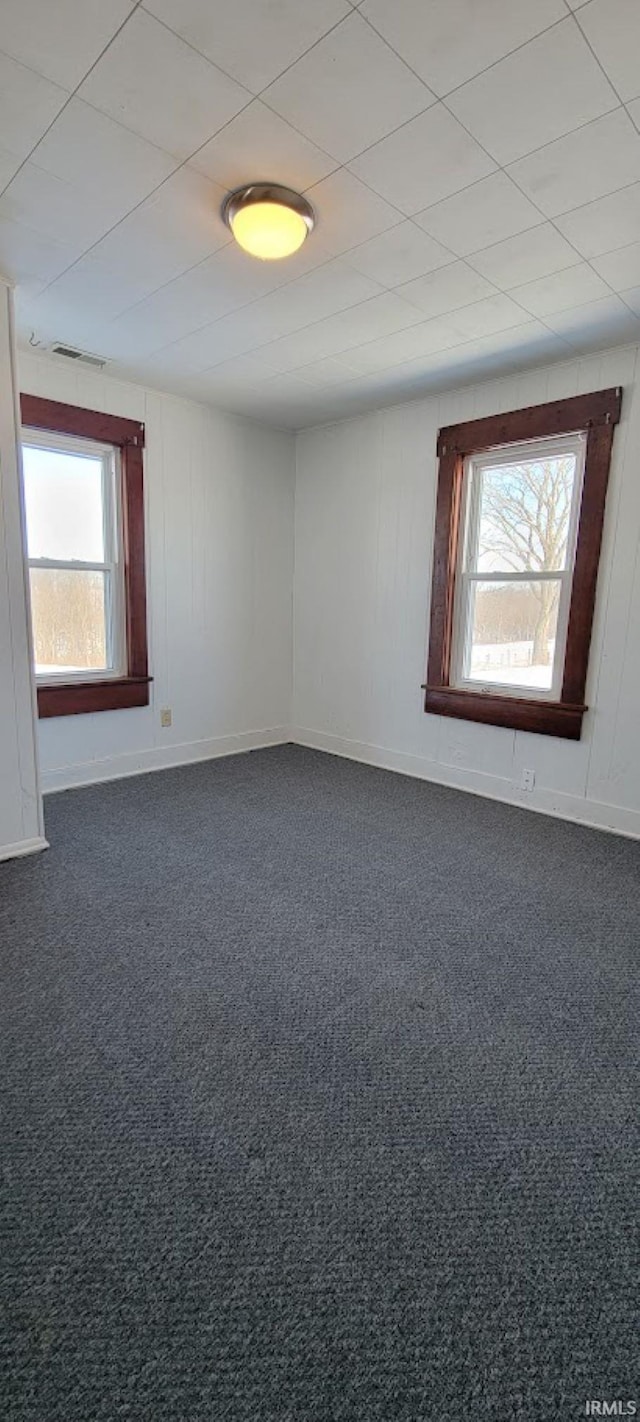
[0,287,44,858]
[19,351,295,793]
[14,342,640,837]
[294,346,640,838]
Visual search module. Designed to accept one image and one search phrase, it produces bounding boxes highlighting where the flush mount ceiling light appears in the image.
[222,183,315,261]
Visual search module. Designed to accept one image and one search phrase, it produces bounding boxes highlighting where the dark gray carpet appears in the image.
[1,745,637,1421]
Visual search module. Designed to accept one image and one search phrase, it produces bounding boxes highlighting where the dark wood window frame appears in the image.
[21,394,151,719]
[423,387,622,740]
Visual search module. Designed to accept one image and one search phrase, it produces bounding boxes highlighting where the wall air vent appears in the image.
[50,343,107,370]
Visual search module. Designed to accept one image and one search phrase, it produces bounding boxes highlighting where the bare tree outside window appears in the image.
[477,454,576,668]
[425,388,621,738]
[29,568,107,674]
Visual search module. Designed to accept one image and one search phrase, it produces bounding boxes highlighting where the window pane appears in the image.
[464,578,563,692]
[475,453,577,575]
[23,444,105,562]
[29,568,109,675]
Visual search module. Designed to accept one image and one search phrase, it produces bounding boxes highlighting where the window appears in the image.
[24,430,124,682]
[424,388,622,740]
[452,434,585,699]
[20,396,150,718]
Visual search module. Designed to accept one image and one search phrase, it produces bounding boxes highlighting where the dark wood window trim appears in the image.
[20,394,151,719]
[423,387,622,740]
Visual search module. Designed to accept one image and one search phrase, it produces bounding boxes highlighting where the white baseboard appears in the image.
[0,834,49,862]
[41,727,291,794]
[292,727,640,842]
[38,721,640,840]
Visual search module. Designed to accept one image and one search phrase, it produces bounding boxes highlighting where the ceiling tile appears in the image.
[293,322,572,424]
[262,13,433,164]
[444,293,527,341]
[27,251,160,329]
[259,330,355,377]
[266,291,424,371]
[398,324,572,391]
[120,345,278,401]
[130,251,356,375]
[189,100,336,193]
[17,286,116,353]
[306,169,402,255]
[508,109,640,217]
[0,215,77,291]
[359,0,564,97]
[291,288,423,355]
[576,0,640,102]
[397,261,496,318]
[30,99,177,211]
[414,172,540,258]
[161,264,384,376]
[292,353,363,387]
[543,294,640,349]
[555,183,640,257]
[144,0,351,94]
[0,148,21,192]
[247,293,424,381]
[229,259,384,341]
[109,253,379,363]
[87,168,230,294]
[509,263,611,316]
[447,20,617,165]
[108,314,573,426]
[7,0,639,429]
[135,318,263,377]
[246,320,361,376]
[344,221,453,287]
[260,372,324,401]
[239,328,322,377]
[203,351,289,387]
[343,316,469,374]
[104,357,204,402]
[469,224,578,288]
[0,0,136,89]
[622,285,640,316]
[591,241,640,292]
[209,373,319,425]
[0,162,120,251]
[0,51,69,167]
[349,105,496,215]
[102,243,302,359]
[79,9,250,162]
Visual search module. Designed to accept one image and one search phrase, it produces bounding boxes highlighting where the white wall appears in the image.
[0,288,44,858]
[14,342,640,838]
[19,351,295,793]
[294,345,640,839]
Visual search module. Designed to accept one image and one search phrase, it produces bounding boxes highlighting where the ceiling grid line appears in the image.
[0,1,147,203]
[2,0,640,426]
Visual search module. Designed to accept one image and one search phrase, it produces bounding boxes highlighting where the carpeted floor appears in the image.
[1,745,637,1421]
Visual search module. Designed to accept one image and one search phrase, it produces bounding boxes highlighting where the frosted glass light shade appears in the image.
[223,184,315,261]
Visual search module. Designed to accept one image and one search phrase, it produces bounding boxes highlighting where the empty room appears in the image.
[1,1,638,1418]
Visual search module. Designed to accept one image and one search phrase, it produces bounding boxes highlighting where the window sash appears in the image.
[23,427,126,684]
[453,571,569,700]
[29,557,112,572]
[450,433,586,701]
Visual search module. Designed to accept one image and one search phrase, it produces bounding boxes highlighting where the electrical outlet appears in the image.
[521,767,535,792]
[160,707,172,729]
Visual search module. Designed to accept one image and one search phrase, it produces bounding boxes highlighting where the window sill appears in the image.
[423,685,585,739]
[37,676,152,719]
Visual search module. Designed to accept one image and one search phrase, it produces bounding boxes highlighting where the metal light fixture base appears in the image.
[222,183,315,239]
